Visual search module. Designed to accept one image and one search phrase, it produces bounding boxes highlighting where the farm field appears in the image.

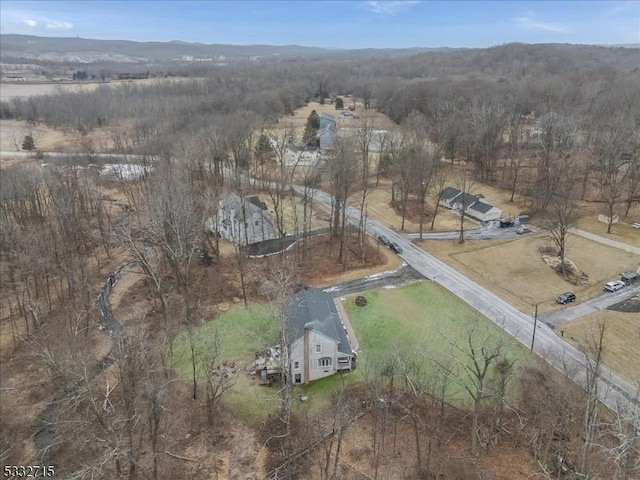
[417,234,639,315]
[560,309,640,384]
[342,281,530,406]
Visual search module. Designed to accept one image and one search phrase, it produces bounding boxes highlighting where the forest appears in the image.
[0,41,639,479]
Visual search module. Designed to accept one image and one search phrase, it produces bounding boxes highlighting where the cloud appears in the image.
[513,16,568,33]
[24,19,37,27]
[366,1,420,15]
[45,20,73,30]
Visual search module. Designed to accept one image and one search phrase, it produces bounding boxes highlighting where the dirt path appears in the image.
[226,422,265,479]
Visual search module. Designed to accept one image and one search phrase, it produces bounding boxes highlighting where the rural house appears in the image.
[466,201,502,222]
[216,192,276,245]
[438,186,463,208]
[287,288,355,384]
[438,186,502,222]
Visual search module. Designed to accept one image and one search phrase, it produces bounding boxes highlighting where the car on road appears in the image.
[389,242,403,254]
[516,226,531,234]
[378,234,390,246]
[604,280,625,292]
[556,292,576,304]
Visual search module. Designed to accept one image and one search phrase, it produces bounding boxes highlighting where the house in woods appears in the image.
[438,186,502,222]
[216,192,276,245]
[438,186,463,208]
[287,288,355,384]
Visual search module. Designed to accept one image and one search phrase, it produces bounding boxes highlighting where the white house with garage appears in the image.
[438,186,502,222]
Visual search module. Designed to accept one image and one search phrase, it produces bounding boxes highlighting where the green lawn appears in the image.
[171,303,357,423]
[344,282,530,406]
[172,281,531,423]
[172,303,281,423]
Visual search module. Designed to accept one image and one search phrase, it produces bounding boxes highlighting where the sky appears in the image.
[1,0,639,49]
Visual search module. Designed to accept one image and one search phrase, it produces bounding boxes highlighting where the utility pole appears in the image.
[530,303,538,352]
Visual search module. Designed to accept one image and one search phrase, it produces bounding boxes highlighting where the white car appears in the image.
[604,280,625,292]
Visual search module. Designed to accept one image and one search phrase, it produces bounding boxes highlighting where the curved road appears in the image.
[300,187,640,412]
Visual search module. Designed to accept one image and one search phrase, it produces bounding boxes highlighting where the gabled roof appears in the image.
[219,192,273,224]
[439,186,462,201]
[454,192,479,209]
[286,288,352,356]
[468,201,497,214]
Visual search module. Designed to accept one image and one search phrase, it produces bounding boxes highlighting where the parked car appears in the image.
[499,219,514,228]
[620,271,640,285]
[556,292,576,304]
[516,226,531,234]
[389,242,403,254]
[377,234,390,246]
[604,280,625,292]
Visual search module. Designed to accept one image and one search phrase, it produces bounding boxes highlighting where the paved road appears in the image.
[542,284,640,326]
[322,264,423,297]
[301,187,639,412]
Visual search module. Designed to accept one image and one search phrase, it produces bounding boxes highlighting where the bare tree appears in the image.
[442,320,511,455]
[455,172,475,244]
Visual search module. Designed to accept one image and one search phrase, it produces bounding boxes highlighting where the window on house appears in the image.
[318,357,332,368]
[294,361,299,370]
[294,374,301,384]
[315,345,321,353]
[255,220,259,226]
[244,222,248,229]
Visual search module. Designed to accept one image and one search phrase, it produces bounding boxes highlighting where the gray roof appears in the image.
[439,186,462,201]
[468,201,497,214]
[220,192,273,224]
[455,192,479,209]
[286,288,352,355]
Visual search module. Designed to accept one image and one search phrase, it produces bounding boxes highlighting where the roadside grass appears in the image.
[560,310,640,384]
[342,281,530,407]
[418,234,639,315]
[574,215,640,249]
[171,302,359,423]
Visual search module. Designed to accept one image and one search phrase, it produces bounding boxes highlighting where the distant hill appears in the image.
[0,34,443,64]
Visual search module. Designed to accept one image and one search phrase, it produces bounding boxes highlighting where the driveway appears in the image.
[542,283,640,326]
[403,220,523,241]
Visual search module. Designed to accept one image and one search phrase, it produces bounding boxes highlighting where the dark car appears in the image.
[389,242,403,254]
[378,234,390,246]
[499,219,515,228]
[556,292,576,305]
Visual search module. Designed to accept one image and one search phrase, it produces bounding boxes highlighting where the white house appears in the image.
[466,201,502,222]
[287,288,355,384]
[216,192,276,245]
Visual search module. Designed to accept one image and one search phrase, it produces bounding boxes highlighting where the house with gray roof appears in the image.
[466,201,502,222]
[216,192,276,245]
[438,186,502,222]
[438,186,462,208]
[287,288,355,384]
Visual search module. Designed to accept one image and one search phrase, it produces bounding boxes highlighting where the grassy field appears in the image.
[342,281,530,406]
[172,304,280,423]
[560,310,640,384]
[419,234,639,315]
[171,302,359,423]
